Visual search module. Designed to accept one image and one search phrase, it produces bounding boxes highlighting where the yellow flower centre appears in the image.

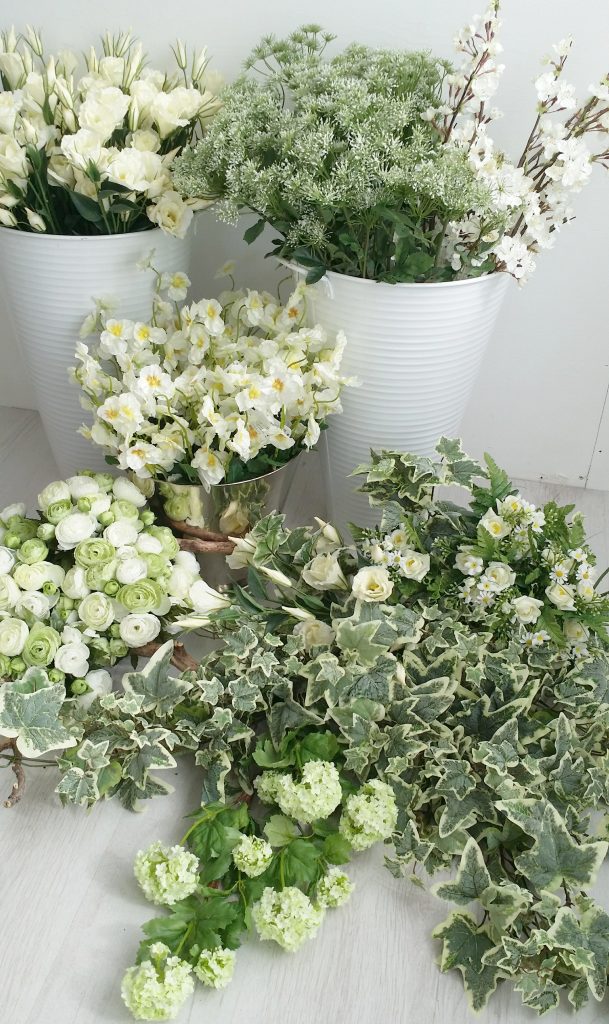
[272,378,284,392]
[146,374,162,388]
[109,323,123,337]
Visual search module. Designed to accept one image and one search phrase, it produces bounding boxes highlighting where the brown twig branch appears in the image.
[165,516,234,543]
[0,737,26,808]
[133,642,199,673]
[178,538,235,555]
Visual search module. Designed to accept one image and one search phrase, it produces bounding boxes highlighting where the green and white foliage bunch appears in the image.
[174,7,609,284]
[0,472,211,771]
[0,27,221,235]
[73,262,353,488]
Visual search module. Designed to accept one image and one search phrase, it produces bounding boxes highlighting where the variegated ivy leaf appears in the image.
[513,973,561,1014]
[123,733,177,789]
[514,803,608,892]
[545,905,609,1001]
[334,618,387,666]
[472,719,521,773]
[0,668,76,758]
[122,641,192,715]
[433,911,499,1011]
[480,882,533,937]
[433,838,491,905]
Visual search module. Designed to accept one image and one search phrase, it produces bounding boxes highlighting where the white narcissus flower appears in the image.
[512,595,544,624]
[0,617,29,657]
[545,582,576,611]
[352,566,394,603]
[119,612,161,647]
[54,642,90,678]
[294,618,335,650]
[400,549,430,582]
[189,579,231,614]
[55,512,97,550]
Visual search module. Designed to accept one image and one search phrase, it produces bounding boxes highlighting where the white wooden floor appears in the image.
[2,406,609,1024]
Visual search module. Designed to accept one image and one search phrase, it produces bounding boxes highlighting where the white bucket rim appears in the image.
[282,258,509,291]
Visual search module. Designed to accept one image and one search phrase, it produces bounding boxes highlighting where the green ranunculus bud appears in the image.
[142,553,167,579]
[58,608,72,622]
[77,497,92,513]
[71,677,89,695]
[45,499,74,525]
[48,668,65,684]
[144,526,179,559]
[10,656,26,676]
[110,638,128,658]
[97,511,115,528]
[139,510,155,527]
[85,562,117,590]
[109,623,122,638]
[74,538,116,569]
[42,581,58,596]
[37,522,56,542]
[19,538,49,564]
[56,595,75,613]
[4,533,21,549]
[22,623,61,667]
[0,654,10,678]
[162,494,192,523]
[110,499,139,521]
[117,579,163,613]
[93,472,114,493]
[104,580,120,597]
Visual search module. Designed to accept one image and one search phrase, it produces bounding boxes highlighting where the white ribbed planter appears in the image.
[0,225,193,478]
[294,267,510,530]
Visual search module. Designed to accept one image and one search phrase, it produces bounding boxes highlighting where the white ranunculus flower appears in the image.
[512,595,544,624]
[352,566,394,603]
[302,553,348,591]
[174,550,200,574]
[54,642,90,678]
[0,502,26,522]
[147,190,193,239]
[90,494,112,517]
[55,512,97,550]
[0,573,20,610]
[294,618,335,649]
[189,579,231,614]
[149,86,203,138]
[104,520,139,547]
[113,477,148,507]
[77,668,113,710]
[0,617,29,656]
[61,566,91,600]
[480,509,512,540]
[119,612,161,647]
[485,561,516,592]
[116,556,148,585]
[15,591,51,620]
[563,619,589,643]
[66,475,101,500]
[546,583,576,611]
[45,563,66,588]
[136,533,163,555]
[38,480,71,510]
[0,547,15,574]
[13,561,52,591]
[78,592,115,632]
[78,85,130,141]
[167,566,195,602]
[400,549,430,582]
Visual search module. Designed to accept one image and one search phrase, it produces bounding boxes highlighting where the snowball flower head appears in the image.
[194,947,236,989]
[134,841,199,906]
[339,779,398,851]
[252,886,324,951]
[121,943,194,1021]
[275,760,342,823]
[254,770,283,805]
[316,867,355,908]
[232,834,273,877]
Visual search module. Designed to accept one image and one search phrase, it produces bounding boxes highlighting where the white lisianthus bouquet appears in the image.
[174,9,609,284]
[0,472,206,694]
[0,27,221,236]
[73,264,353,487]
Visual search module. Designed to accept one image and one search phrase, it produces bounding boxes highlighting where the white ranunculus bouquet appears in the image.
[0,28,221,236]
[0,472,208,696]
[73,264,354,487]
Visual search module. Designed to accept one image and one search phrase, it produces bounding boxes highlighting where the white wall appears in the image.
[2,0,609,486]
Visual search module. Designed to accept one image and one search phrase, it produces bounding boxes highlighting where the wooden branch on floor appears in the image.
[0,737,25,808]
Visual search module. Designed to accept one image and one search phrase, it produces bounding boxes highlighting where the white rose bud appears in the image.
[400,549,430,582]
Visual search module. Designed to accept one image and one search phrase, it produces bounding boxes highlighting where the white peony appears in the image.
[54,642,90,678]
[512,595,544,624]
[119,612,161,647]
[0,617,28,656]
[55,513,97,550]
[352,566,394,603]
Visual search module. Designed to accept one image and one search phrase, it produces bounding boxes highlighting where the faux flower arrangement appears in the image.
[174,8,609,283]
[73,263,352,489]
[0,27,221,236]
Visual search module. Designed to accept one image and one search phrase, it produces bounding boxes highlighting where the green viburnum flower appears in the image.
[22,623,61,668]
[118,579,163,613]
[78,592,115,632]
[193,947,236,989]
[74,538,116,568]
[232,834,273,877]
[134,841,200,906]
[121,942,194,1021]
[18,538,49,564]
[144,526,179,559]
[339,780,398,851]
[275,760,342,823]
[252,886,324,952]
[254,770,283,805]
[316,867,354,908]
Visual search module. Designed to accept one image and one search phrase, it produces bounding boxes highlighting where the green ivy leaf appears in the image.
[433,838,492,905]
[514,803,608,892]
[433,912,499,1011]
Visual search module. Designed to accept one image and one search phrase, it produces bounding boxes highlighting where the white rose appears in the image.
[577,580,595,603]
[113,477,148,507]
[455,549,484,576]
[485,561,516,592]
[104,520,139,547]
[0,547,15,574]
[563,619,589,643]
[15,591,51,620]
[302,553,348,591]
[119,612,161,647]
[480,509,511,540]
[116,557,148,585]
[352,566,394,603]
[129,78,161,115]
[294,619,335,649]
[78,86,130,141]
[400,549,430,582]
[77,668,113,710]
[546,583,576,611]
[0,617,29,656]
[189,579,231,614]
[78,592,115,632]
[55,512,97,550]
[147,190,193,239]
[66,475,101,500]
[38,480,71,510]
[0,502,26,522]
[149,86,203,138]
[218,500,250,536]
[0,573,20,610]
[54,642,90,678]
[62,566,91,600]
[512,595,544,624]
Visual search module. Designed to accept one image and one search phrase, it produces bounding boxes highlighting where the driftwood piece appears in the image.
[0,738,25,808]
[133,641,199,673]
